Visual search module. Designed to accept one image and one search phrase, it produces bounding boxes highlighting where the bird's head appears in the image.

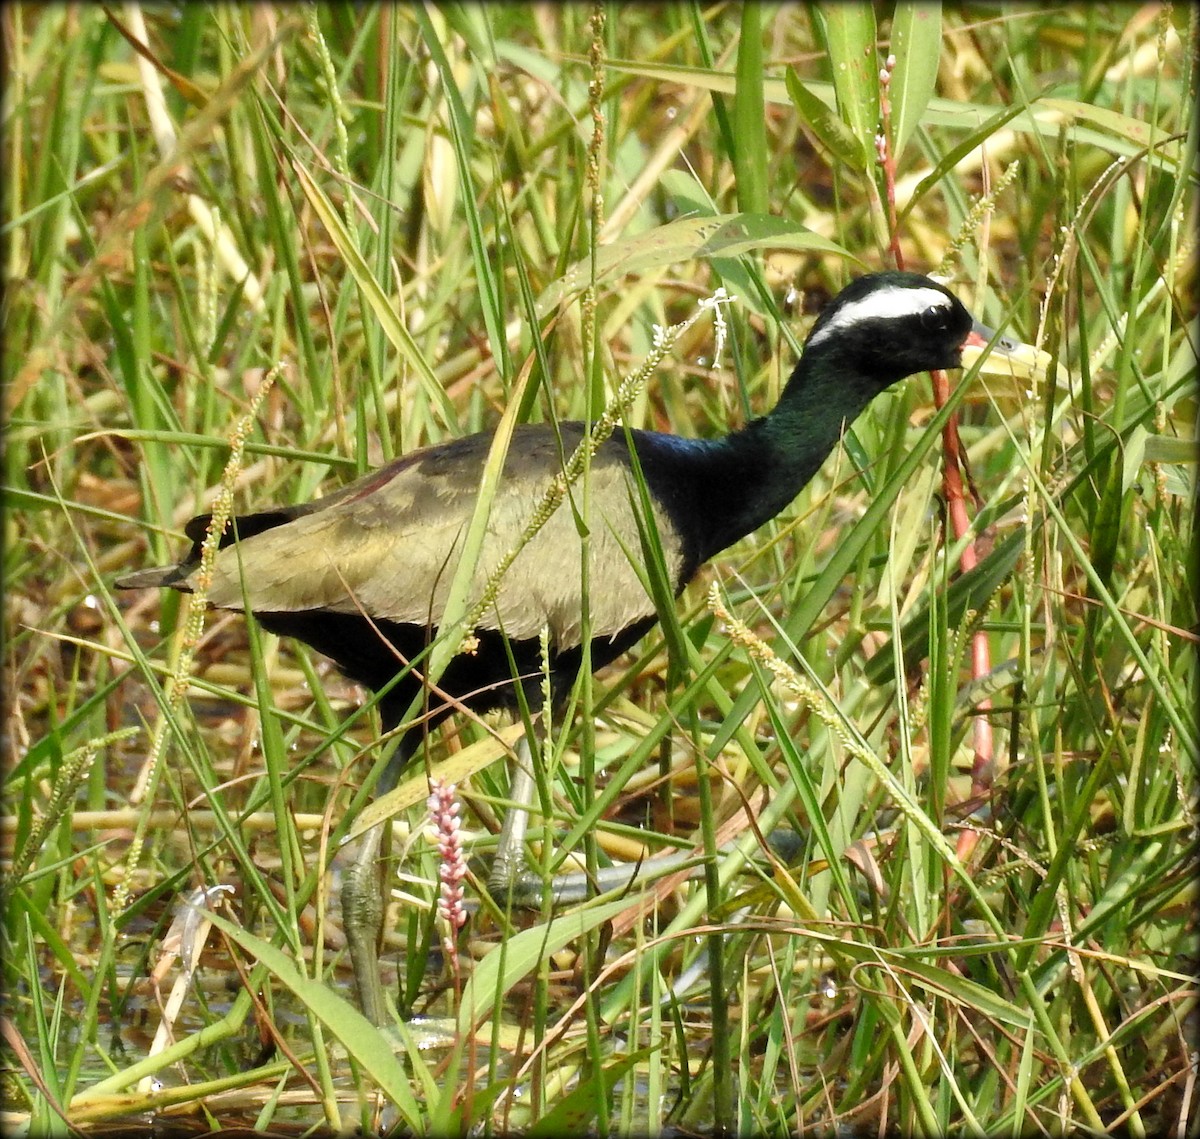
[803,270,992,389]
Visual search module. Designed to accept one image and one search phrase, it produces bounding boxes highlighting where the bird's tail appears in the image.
[114,564,193,591]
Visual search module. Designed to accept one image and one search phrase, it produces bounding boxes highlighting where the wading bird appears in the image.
[119,271,1025,1024]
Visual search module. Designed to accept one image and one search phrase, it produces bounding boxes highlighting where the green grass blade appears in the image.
[732,5,768,215]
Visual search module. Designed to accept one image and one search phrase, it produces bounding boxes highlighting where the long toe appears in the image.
[342,822,390,1026]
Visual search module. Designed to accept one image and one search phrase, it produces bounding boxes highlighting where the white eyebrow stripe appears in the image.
[807,285,954,348]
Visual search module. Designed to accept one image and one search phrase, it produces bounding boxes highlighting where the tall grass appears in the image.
[3,4,1195,1135]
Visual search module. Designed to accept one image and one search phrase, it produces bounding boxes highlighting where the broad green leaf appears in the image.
[537,213,851,317]
[1143,434,1199,465]
[1132,431,1197,498]
[526,1049,656,1137]
[458,894,635,1036]
[201,910,424,1126]
[346,723,527,841]
[784,66,864,166]
[816,3,879,167]
[1157,465,1193,497]
[693,213,851,259]
[593,59,1187,168]
[889,3,942,159]
[1041,96,1182,155]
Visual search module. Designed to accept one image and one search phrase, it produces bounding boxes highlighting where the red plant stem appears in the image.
[877,54,994,813]
[933,371,995,783]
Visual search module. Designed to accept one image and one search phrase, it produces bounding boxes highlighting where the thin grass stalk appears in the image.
[113,365,281,913]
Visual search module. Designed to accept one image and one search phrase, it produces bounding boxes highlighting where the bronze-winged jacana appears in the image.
[118,271,1029,1024]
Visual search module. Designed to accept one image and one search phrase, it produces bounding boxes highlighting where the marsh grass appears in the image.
[3,4,1196,1135]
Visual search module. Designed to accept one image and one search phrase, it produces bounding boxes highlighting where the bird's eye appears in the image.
[920,305,950,331]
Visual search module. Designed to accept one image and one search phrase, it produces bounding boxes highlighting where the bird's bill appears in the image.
[961,319,1053,381]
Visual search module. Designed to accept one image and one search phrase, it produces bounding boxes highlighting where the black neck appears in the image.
[679,343,896,563]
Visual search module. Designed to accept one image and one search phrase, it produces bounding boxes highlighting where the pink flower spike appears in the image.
[427,778,469,939]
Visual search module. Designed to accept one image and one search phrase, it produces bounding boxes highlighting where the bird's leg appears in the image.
[483,733,807,910]
[537,827,806,905]
[342,732,415,1026]
[484,733,747,909]
[486,735,545,908]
